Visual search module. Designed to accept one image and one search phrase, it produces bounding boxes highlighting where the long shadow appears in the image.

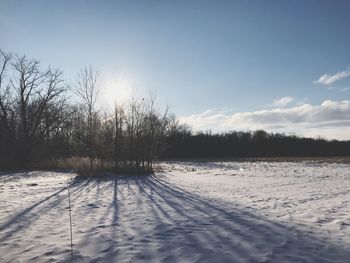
[0,188,66,233]
[66,174,350,263]
[0,176,90,243]
[0,171,51,184]
[134,177,280,261]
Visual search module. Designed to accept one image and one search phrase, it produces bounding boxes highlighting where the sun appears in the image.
[103,72,133,107]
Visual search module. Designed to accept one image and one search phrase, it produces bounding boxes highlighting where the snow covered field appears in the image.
[1,161,350,262]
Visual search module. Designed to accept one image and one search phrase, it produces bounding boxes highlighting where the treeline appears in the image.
[1,50,349,171]
[163,129,350,159]
[0,50,173,171]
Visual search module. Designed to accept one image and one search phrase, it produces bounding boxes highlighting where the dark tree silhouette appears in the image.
[0,50,69,167]
[161,129,350,159]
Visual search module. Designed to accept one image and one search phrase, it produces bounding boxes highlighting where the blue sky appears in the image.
[1,0,350,139]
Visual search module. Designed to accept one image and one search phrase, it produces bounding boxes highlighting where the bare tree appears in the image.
[74,65,100,168]
[0,50,68,167]
[0,50,12,130]
[144,93,169,172]
[114,104,125,169]
[0,50,14,166]
[14,55,67,165]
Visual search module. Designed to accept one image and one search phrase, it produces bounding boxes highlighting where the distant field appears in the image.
[160,156,350,164]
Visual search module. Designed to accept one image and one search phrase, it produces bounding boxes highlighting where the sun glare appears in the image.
[103,73,133,107]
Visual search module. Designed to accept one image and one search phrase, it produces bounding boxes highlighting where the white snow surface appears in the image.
[1,161,350,262]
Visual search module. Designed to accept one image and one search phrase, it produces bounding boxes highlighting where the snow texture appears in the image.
[1,161,350,262]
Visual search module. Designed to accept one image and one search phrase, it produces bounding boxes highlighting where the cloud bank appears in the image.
[314,69,350,85]
[179,100,350,140]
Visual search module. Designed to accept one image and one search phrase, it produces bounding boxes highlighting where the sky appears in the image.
[1,0,350,140]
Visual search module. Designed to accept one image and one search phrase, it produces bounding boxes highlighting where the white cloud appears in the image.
[179,100,350,140]
[272,96,294,107]
[314,69,350,85]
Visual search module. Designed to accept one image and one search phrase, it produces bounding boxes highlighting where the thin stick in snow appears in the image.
[67,187,74,262]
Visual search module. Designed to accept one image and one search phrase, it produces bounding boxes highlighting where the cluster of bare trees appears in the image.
[0,50,173,171]
[0,50,69,167]
[71,67,171,172]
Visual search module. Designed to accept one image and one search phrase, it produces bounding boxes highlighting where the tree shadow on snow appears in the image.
[0,178,90,245]
[64,174,350,263]
[1,173,349,263]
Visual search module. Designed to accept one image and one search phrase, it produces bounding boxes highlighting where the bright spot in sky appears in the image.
[102,72,133,107]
